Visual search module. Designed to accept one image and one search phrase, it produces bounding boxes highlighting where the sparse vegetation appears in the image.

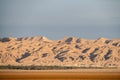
[0,37,120,68]
[0,65,117,70]
[0,37,10,42]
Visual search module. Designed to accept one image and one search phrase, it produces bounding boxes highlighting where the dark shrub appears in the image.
[17,38,23,41]
[42,53,48,58]
[16,52,31,62]
[65,37,73,43]
[82,48,90,53]
[0,37,10,42]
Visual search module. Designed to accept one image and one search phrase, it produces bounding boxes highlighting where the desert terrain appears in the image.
[0,36,120,67]
[0,36,120,79]
[0,69,120,80]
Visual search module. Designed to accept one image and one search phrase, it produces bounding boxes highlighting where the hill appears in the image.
[0,36,120,67]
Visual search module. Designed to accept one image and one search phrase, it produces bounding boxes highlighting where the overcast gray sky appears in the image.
[0,0,120,39]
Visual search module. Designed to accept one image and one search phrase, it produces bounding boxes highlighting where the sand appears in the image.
[0,36,120,67]
[0,69,120,79]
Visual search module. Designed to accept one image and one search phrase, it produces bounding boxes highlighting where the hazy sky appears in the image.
[0,0,120,39]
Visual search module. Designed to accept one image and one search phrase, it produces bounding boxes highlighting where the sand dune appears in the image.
[0,36,120,67]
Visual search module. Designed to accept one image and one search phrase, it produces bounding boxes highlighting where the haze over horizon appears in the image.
[0,0,120,39]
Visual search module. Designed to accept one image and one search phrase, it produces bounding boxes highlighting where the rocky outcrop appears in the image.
[0,36,120,67]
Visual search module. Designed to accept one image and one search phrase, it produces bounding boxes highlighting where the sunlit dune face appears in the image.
[0,36,120,68]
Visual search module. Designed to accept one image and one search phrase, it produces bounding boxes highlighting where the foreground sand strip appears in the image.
[0,70,120,79]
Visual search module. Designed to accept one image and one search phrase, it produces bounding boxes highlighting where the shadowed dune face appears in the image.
[0,36,120,67]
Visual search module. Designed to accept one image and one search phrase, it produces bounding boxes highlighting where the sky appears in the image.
[0,0,120,39]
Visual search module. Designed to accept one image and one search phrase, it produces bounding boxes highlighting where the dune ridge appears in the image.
[0,36,120,67]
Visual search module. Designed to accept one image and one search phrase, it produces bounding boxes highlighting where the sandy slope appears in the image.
[0,36,120,67]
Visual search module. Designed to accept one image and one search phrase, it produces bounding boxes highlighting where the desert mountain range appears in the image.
[0,36,120,67]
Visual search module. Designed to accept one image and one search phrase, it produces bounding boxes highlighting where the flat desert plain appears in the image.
[0,69,120,80]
